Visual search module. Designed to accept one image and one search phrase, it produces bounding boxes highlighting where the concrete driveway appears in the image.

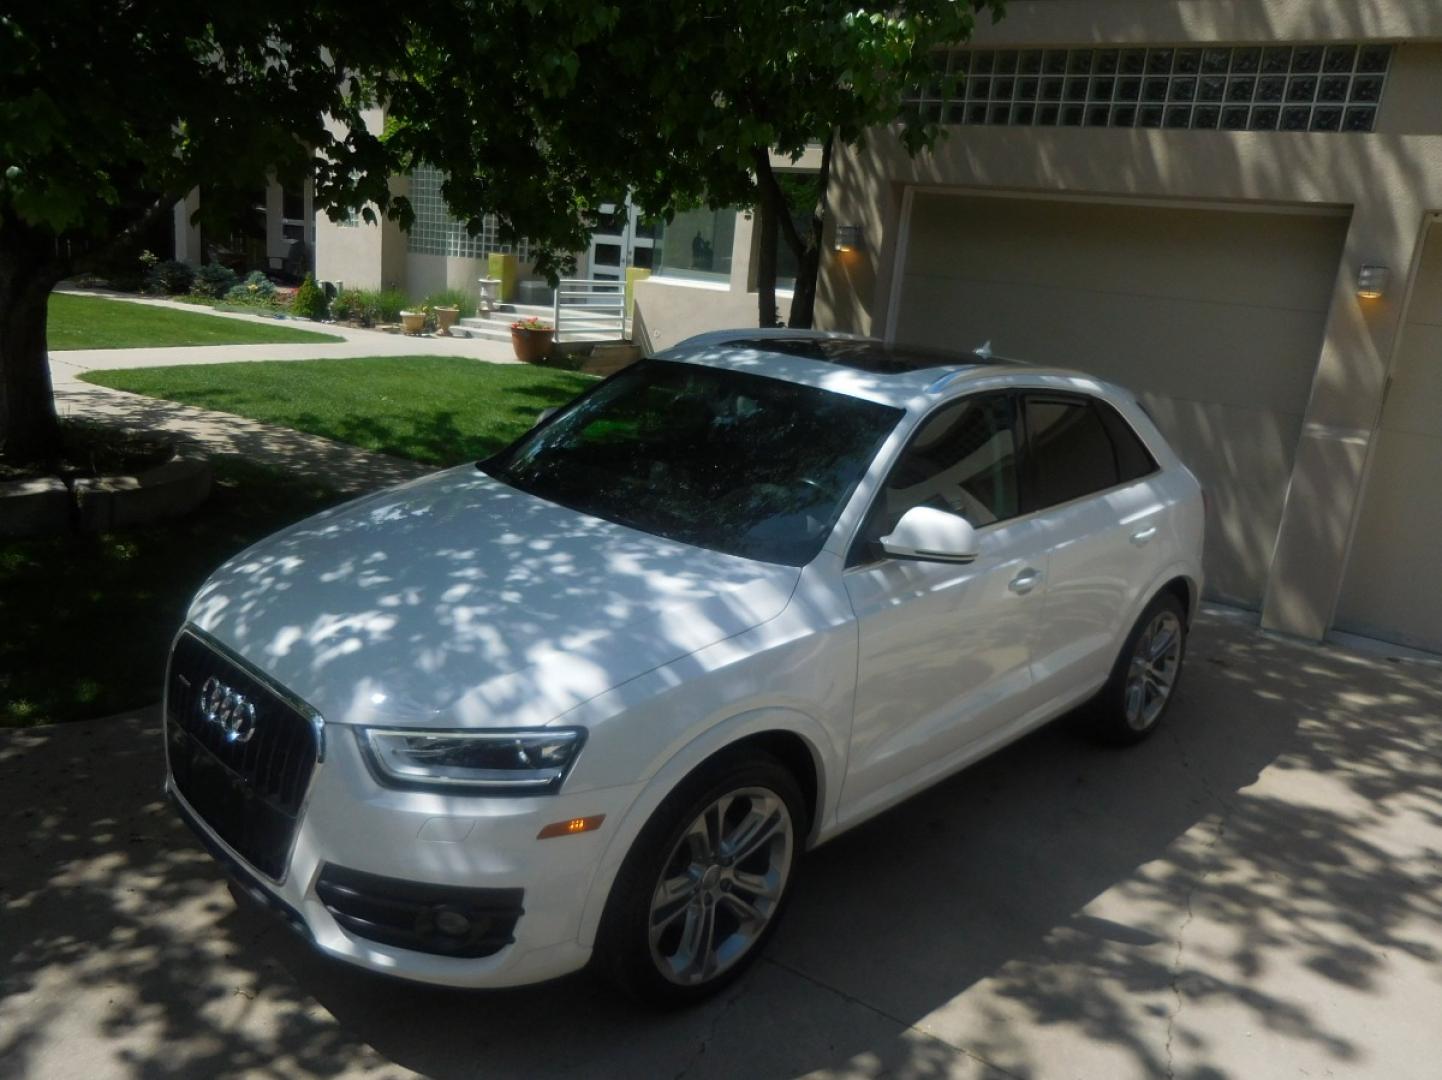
[2,612,1439,1079]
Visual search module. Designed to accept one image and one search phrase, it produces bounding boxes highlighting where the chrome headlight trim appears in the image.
[357,726,587,795]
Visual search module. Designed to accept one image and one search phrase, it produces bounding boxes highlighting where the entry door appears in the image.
[840,393,1048,823]
[588,203,627,283]
[587,200,653,282]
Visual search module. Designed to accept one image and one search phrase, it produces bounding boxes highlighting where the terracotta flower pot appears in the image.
[435,306,460,334]
[399,310,427,335]
[511,327,556,363]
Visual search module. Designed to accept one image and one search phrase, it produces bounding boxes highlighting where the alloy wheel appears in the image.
[647,787,794,986]
[1124,610,1183,731]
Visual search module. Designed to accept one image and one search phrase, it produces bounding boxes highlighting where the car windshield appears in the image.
[481,359,903,565]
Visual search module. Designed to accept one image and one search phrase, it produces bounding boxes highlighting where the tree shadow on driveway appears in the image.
[2,613,1439,1079]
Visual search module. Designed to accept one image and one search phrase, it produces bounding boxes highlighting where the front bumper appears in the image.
[167,723,640,989]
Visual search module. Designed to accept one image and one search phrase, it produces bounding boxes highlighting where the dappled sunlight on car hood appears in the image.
[187,466,800,729]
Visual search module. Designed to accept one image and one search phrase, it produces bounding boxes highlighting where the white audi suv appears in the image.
[164,330,1204,1005]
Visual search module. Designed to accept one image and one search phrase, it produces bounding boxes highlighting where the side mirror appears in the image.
[880,506,980,564]
[533,407,558,429]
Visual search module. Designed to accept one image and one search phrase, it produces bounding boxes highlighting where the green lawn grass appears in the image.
[0,460,342,726]
[49,292,343,350]
[83,356,596,466]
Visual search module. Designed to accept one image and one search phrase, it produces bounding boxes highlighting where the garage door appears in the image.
[1334,221,1442,653]
[892,193,1348,608]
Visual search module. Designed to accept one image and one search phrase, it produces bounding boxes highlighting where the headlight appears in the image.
[359,727,585,794]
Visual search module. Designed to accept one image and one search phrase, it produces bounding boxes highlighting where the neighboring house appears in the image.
[172,179,315,276]
[639,1,1442,658]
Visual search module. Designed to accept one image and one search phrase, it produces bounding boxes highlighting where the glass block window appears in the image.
[905,43,1393,133]
[406,166,533,260]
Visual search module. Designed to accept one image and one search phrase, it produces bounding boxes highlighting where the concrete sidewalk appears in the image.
[54,382,430,495]
[46,288,523,493]
[2,613,1440,1079]
[50,288,517,391]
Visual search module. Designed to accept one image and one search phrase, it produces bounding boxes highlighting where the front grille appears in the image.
[316,863,524,958]
[165,628,320,880]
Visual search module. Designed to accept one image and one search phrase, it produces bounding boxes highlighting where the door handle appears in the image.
[1008,568,1042,595]
[1130,525,1159,546]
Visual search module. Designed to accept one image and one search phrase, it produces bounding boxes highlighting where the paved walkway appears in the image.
[50,288,516,391]
[2,613,1440,1079]
[47,288,517,493]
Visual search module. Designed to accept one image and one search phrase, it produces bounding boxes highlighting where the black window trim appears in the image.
[1020,389,1162,516]
[844,386,1163,570]
[845,389,1025,568]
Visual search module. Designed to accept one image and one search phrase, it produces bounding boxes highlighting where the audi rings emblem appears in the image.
[199,676,258,744]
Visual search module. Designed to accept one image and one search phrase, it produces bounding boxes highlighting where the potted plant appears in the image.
[434,304,461,335]
[399,308,427,335]
[510,316,555,363]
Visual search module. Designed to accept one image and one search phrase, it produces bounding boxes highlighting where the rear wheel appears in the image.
[1088,592,1188,744]
[598,751,804,1007]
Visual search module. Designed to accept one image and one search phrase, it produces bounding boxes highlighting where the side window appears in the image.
[1095,400,1159,482]
[1024,396,1121,509]
[863,393,1021,548]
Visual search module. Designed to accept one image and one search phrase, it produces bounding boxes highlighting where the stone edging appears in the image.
[0,448,212,538]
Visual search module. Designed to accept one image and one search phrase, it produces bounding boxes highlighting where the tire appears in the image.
[1087,591,1189,745]
[597,749,805,1008]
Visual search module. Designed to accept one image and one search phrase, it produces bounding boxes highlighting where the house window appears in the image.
[406,166,534,261]
[654,207,736,281]
[904,43,1393,133]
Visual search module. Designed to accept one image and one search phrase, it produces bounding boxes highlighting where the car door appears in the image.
[1022,391,1170,706]
[839,391,1051,823]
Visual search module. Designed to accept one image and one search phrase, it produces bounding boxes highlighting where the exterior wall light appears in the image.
[834,224,863,252]
[1357,265,1390,299]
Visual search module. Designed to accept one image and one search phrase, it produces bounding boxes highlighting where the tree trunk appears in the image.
[752,150,781,329]
[0,220,63,466]
[785,131,834,331]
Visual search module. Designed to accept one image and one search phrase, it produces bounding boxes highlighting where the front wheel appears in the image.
[597,752,804,1007]
[1088,592,1188,744]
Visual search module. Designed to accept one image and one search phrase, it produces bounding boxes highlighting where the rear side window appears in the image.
[1096,400,1158,482]
[1025,396,1121,509]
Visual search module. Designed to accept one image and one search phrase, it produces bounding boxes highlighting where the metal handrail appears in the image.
[553,278,627,343]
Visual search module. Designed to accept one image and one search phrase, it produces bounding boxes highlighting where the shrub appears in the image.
[191,263,238,299]
[373,288,408,323]
[291,274,328,320]
[421,288,476,319]
[144,259,195,295]
[224,271,278,306]
[324,287,408,326]
[329,288,370,325]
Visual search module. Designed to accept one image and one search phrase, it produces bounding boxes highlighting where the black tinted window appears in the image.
[1096,400,1158,482]
[1026,397,1120,508]
[483,360,902,566]
[866,394,1020,544]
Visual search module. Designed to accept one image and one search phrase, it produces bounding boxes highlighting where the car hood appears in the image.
[187,466,800,729]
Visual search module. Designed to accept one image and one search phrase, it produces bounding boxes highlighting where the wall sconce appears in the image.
[1357,265,1390,299]
[834,225,863,253]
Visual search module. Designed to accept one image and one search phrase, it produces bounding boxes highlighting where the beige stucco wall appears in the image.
[814,18,1442,641]
[314,107,409,291]
[1334,216,1442,651]
[633,206,794,352]
[964,0,1442,47]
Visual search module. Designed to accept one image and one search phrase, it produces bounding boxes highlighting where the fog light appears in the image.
[433,907,473,937]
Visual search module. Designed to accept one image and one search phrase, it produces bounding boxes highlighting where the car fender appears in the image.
[573,705,839,950]
[1129,559,1204,631]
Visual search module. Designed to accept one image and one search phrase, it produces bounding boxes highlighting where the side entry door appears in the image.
[1021,392,1169,705]
[840,392,1050,823]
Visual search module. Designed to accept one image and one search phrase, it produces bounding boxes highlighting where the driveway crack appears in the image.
[1165,725,1235,1080]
